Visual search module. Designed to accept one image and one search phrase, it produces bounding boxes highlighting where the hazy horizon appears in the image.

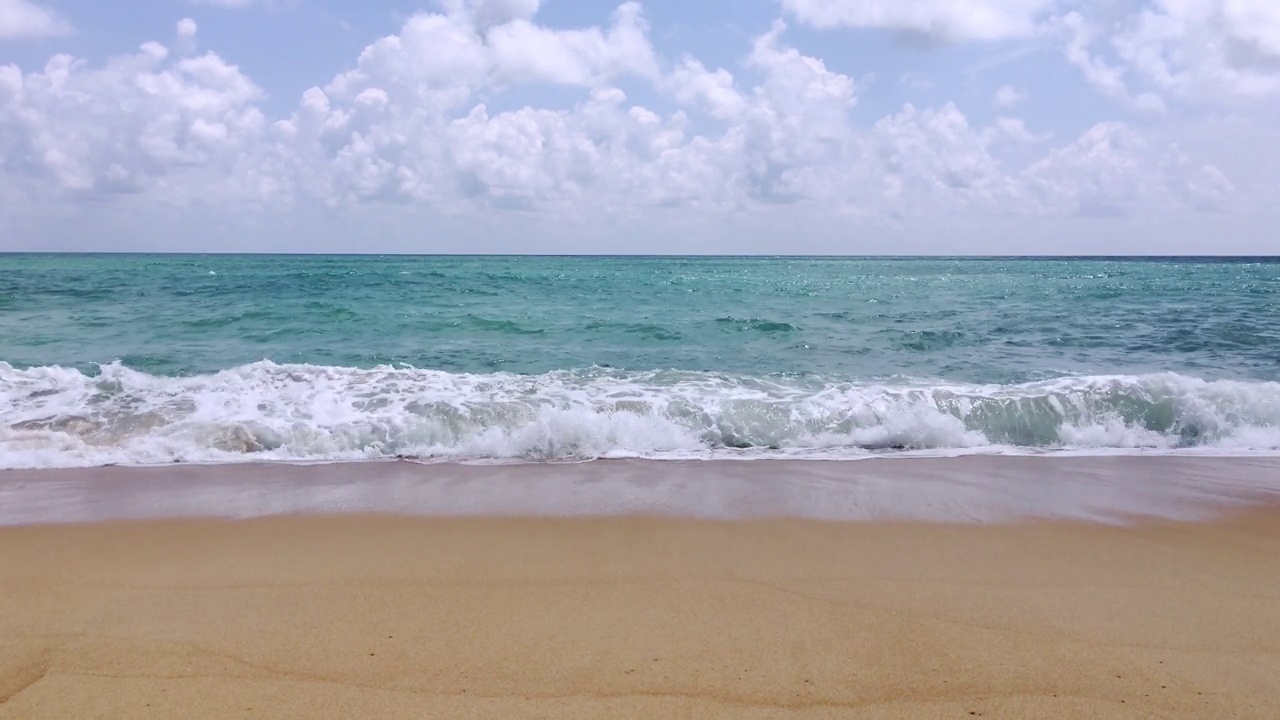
[2,251,1277,258]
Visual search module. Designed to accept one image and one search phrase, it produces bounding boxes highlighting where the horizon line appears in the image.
[1,252,1277,260]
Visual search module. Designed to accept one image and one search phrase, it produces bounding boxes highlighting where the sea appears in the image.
[2,254,1278,470]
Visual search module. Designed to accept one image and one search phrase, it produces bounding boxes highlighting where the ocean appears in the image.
[1,254,1278,469]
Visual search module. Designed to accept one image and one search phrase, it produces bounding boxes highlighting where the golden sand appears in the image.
[2,511,1279,718]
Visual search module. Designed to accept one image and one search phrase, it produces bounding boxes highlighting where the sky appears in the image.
[0,0,1277,254]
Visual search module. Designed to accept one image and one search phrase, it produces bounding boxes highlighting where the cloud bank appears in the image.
[1,0,1277,253]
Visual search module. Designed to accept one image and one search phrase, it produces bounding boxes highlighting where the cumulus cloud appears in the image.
[1113,0,1280,99]
[1027,122,1233,216]
[662,58,747,121]
[0,0,70,39]
[276,2,665,208]
[869,103,1022,215]
[485,2,659,85]
[733,21,859,202]
[0,22,274,203]
[1025,0,1280,109]
[780,0,1055,41]
[0,0,1258,251]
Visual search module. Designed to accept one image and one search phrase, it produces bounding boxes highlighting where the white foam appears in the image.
[2,361,1279,469]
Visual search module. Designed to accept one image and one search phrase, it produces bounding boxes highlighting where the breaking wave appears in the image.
[2,361,1279,468]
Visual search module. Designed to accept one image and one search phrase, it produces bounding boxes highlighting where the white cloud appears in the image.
[780,0,1055,41]
[0,37,273,203]
[1227,0,1280,57]
[278,2,666,208]
[735,21,859,202]
[993,84,1027,107]
[1113,0,1280,99]
[869,103,1023,216]
[0,1,1264,252]
[663,58,747,121]
[1033,1,1280,108]
[0,0,70,39]
[1027,122,1233,216]
[485,3,659,86]
[1057,11,1166,114]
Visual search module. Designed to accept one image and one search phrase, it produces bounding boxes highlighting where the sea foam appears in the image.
[2,361,1279,469]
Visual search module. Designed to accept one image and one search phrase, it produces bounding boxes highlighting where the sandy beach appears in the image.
[3,498,1280,718]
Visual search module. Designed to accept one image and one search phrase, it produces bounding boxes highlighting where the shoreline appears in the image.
[7,444,1280,475]
[3,510,1279,718]
[12,443,1280,468]
[3,455,1279,527]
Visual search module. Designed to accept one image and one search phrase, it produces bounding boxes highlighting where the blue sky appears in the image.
[1,0,1277,253]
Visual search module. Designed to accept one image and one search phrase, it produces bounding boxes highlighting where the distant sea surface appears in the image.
[2,255,1278,468]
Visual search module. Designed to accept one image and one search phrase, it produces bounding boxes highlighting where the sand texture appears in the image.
[3,511,1280,719]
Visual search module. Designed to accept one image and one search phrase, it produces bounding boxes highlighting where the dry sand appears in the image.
[3,510,1280,718]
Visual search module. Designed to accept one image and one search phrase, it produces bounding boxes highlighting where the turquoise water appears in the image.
[2,255,1279,466]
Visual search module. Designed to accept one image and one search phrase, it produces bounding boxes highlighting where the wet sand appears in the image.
[3,455,1280,525]
[3,508,1280,718]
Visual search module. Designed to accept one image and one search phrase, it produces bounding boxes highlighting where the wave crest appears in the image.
[2,361,1279,468]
